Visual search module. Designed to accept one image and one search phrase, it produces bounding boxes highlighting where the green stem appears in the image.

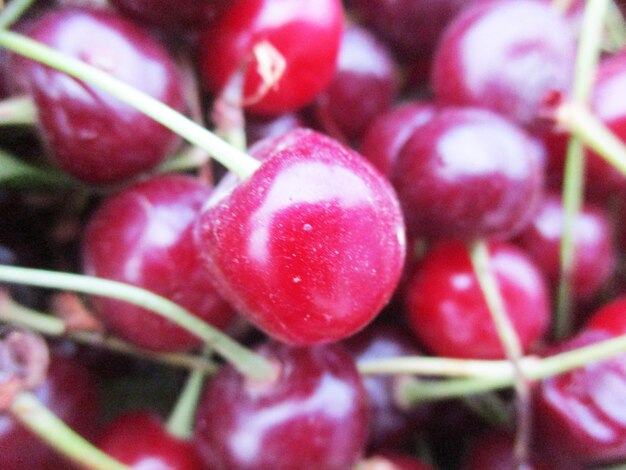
[0,265,274,381]
[605,1,626,52]
[0,148,76,189]
[166,347,211,439]
[555,0,608,339]
[11,391,131,470]
[0,296,217,373]
[0,0,36,29]
[0,95,37,126]
[0,30,261,180]
[468,240,530,467]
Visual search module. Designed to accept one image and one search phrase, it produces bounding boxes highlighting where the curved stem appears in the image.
[0,265,274,381]
[469,240,530,468]
[11,391,131,470]
[556,0,608,339]
[0,30,261,180]
[0,0,36,29]
[0,95,37,126]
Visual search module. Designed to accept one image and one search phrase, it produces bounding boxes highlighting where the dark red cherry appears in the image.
[109,0,227,32]
[462,431,551,470]
[391,107,544,241]
[432,0,576,130]
[534,324,626,465]
[0,355,100,470]
[343,323,431,450]
[404,241,550,359]
[98,411,202,470]
[312,25,398,142]
[198,0,343,115]
[359,101,436,177]
[194,341,368,470]
[9,7,185,184]
[515,192,616,302]
[194,129,406,345]
[83,174,234,352]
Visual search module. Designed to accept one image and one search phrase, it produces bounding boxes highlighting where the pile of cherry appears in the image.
[3,0,626,468]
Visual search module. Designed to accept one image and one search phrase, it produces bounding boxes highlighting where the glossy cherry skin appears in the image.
[343,323,431,450]
[198,0,343,116]
[194,129,406,345]
[359,101,436,177]
[83,175,234,352]
[194,341,368,470]
[109,0,227,32]
[391,107,544,241]
[98,411,202,470]
[312,25,398,142]
[404,241,549,359]
[534,327,626,466]
[515,192,616,302]
[0,355,100,470]
[432,0,576,130]
[10,7,185,185]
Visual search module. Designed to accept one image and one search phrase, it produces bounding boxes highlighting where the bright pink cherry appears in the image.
[198,0,344,115]
[432,0,576,130]
[98,411,202,470]
[404,241,549,359]
[194,129,406,345]
[391,107,544,241]
[9,6,185,185]
[83,175,234,352]
[194,341,368,469]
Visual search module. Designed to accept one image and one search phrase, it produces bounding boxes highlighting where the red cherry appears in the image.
[462,431,552,470]
[83,175,234,352]
[404,241,550,359]
[391,107,544,241]
[432,0,576,130]
[194,341,368,469]
[98,411,202,470]
[198,0,344,115]
[194,129,406,345]
[9,7,185,184]
[515,192,616,302]
[0,355,100,470]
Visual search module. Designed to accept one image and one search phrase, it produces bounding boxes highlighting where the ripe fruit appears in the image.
[9,6,185,184]
[83,175,234,352]
[194,129,406,345]
[404,241,549,359]
[194,341,368,470]
[198,0,343,115]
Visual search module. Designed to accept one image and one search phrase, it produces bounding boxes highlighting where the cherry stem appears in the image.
[0,30,262,180]
[0,294,217,373]
[605,1,626,52]
[0,0,35,29]
[10,391,131,470]
[398,332,626,403]
[0,95,37,126]
[462,392,511,428]
[0,265,275,381]
[166,347,211,439]
[0,147,76,188]
[468,240,530,468]
[555,0,608,340]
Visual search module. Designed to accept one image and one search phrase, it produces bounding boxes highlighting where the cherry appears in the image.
[194,129,406,345]
[343,323,431,450]
[109,0,228,32]
[98,411,202,470]
[359,453,435,470]
[312,25,398,142]
[9,6,185,185]
[198,0,344,116]
[83,174,234,352]
[462,431,552,470]
[515,192,616,302]
[391,107,544,241]
[245,111,307,147]
[194,341,368,470]
[432,0,576,130]
[359,101,436,177]
[404,241,550,359]
[0,354,100,470]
